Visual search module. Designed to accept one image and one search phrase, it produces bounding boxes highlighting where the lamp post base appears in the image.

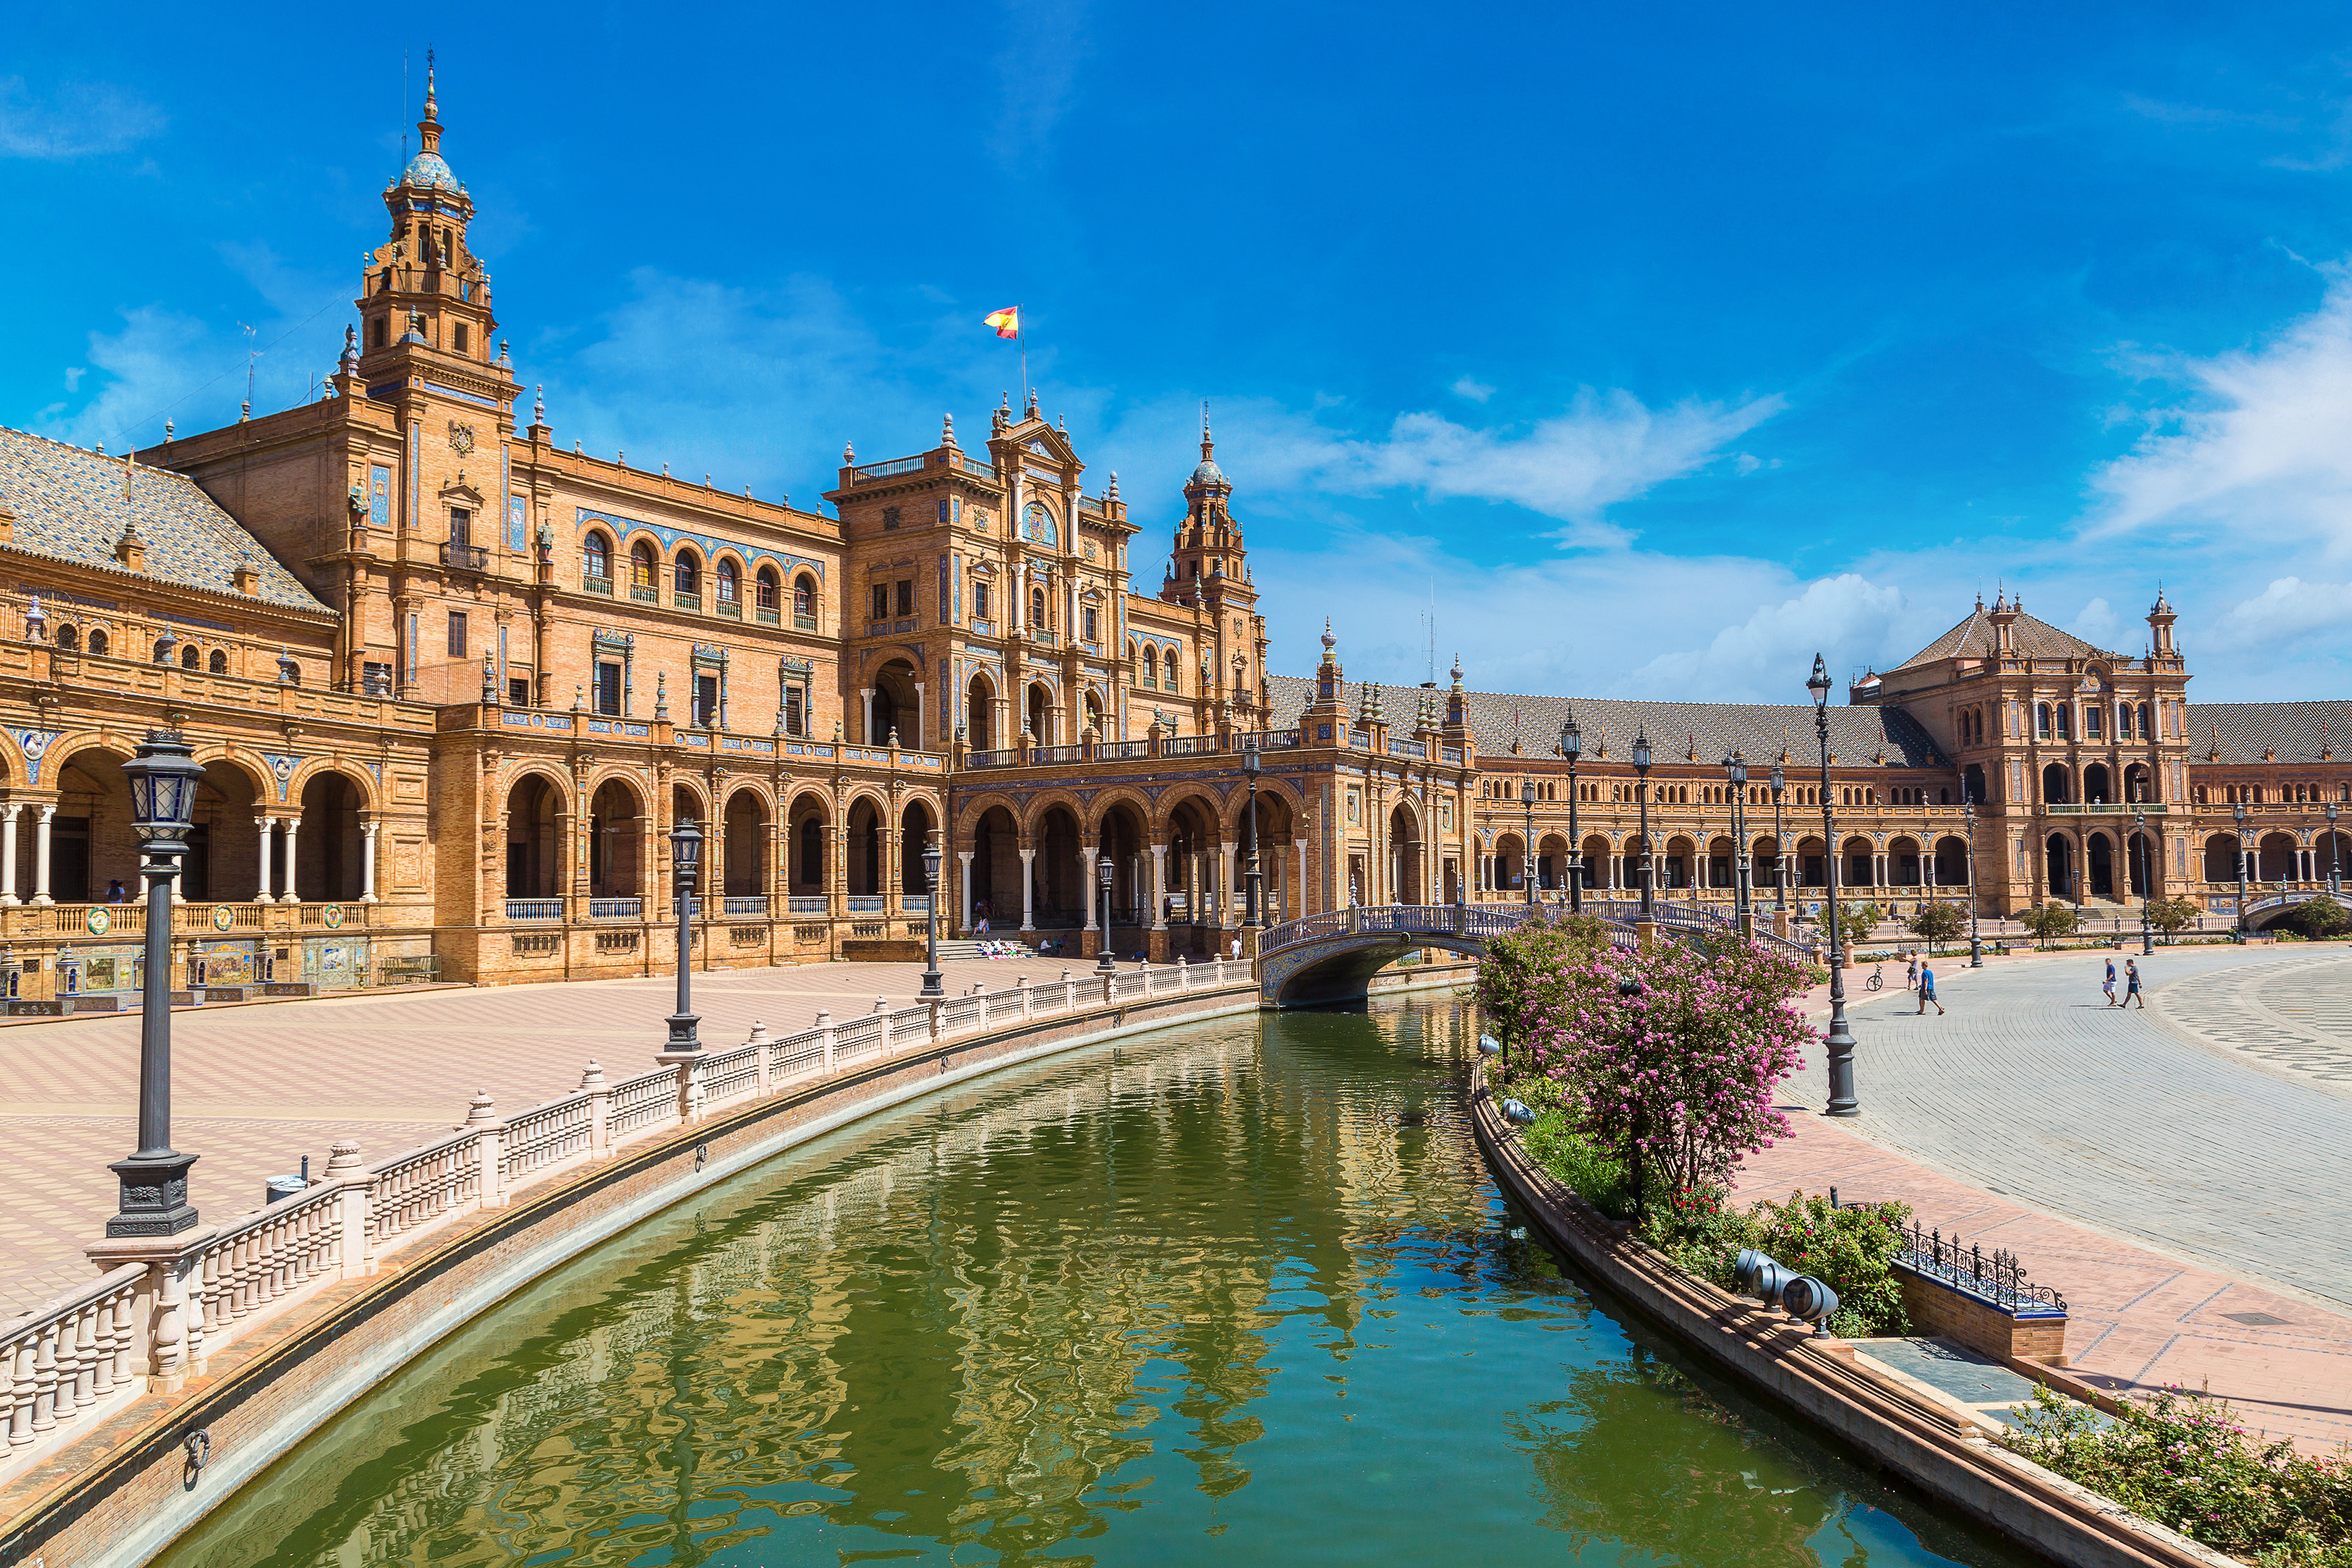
[663,1013,701,1054]
[106,1149,200,1239]
[919,967,944,999]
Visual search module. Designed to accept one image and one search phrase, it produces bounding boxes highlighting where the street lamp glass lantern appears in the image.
[1726,754,1747,787]
[1807,655,1833,709]
[1632,729,1651,772]
[1560,718,1581,759]
[922,836,942,887]
[670,818,703,870]
[1099,858,1114,890]
[1243,740,1260,779]
[1770,764,1784,793]
[1521,778,1536,803]
[122,728,201,840]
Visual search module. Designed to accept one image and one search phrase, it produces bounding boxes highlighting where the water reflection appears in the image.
[160,995,2023,1568]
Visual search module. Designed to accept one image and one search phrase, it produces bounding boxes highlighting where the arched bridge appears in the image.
[2241,888,2352,931]
[1256,904,1633,1008]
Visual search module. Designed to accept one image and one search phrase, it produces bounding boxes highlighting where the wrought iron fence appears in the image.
[1895,1221,2067,1314]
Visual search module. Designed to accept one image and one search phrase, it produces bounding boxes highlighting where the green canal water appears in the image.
[160,993,2030,1568]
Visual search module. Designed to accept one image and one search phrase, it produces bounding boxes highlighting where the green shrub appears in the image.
[2019,902,2080,946]
[1638,1189,1911,1339]
[2004,1384,2352,1565]
[1906,899,1967,955]
[2284,899,2352,941]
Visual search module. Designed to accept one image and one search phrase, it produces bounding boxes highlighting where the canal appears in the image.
[159,991,2029,1567]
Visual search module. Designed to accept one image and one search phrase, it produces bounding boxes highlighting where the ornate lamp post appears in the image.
[920,833,944,999]
[1096,854,1118,975]
[1809,655,1859,1117]
[2234,801,2250,937]
[1242,740,1263,928]
[1724,752,1752,939]
[2135,809,2154,955]
[1964,800,1983,968]
[1520,776,1537,908]
[109,730,204,1237]
[1560,714,1582,913]
[2329,802,2341,895]
[1633,728,1655,920]
[1771,764,1788,911]
[665,818,702,1053]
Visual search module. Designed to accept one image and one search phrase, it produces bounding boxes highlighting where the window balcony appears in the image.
[793,612,817,631]
[756,607,781,625]
[583,574,614,597]
[630,584,659,604]
[441,542,490,571]
[716,598,742,619]
[674,592,702,611]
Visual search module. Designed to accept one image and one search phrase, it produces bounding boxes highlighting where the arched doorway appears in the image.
[1581,833,1610,894]
[1662,835,1697,890]
[2087,833,2113,899]
[1240,788,1297,921]
[186,760,264,905]
[2258,833,2299,883]
[1035,804,1084,925]
[897,799,934,903]
[2042,764,2070,804]
[966,671,996,750]
[969,803,1018,930]
[2046,834,2073,899]
[1797,835,1828,888]
[1097,799,1148,947]
[723,788,767,897]
[869,659,919,749]
[2125,763,2154,804]
[2317,830,2352,886]
[2203,833,2242,884]
[1890,835,1923,887]
[49,747,139,904]
[1842,837,1875,889]
[845,797,885,897]
[2125,831,2156,897]
[295,772,367,902]
[1932,835,1969,887]
[1962,764,1986,804]
[1750,835,1781,899]
[1081,688,1104,738]
[1390,803,1425,904]
[786,792,830,897]
[2083,764,2113,805]
[1025,682,1055,745]
[505,776,563,899]
[1494,832,1527,896]
[589,780,644,898]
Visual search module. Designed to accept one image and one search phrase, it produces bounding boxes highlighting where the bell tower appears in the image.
[1165,410,1251,607]
[356,58,502,374]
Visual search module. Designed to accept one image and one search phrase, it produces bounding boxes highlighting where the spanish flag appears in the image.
[985,306,1021,340]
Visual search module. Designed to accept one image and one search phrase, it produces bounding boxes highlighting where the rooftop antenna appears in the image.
[236,322,261,420]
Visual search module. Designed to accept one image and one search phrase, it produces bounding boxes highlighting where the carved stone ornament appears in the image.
[448,419,477,455]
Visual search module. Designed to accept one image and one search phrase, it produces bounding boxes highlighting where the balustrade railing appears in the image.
[1,1265,144,1452]
[786,894,828,916]
[722,895,767,917]
[1894,1220,2067,1314]
[966,749,1016,769]
[505,899,563,922]
[846,895,887,915]
[588,897,643,921]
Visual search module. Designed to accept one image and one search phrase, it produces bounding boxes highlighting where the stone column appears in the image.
[280,817,301,903]
[360,820,380,903]
[860,688,875,745]
[913,683,925,750]
[31,804,53,906]
[1219,841,1237,926]
[1081,846,1099,931]
[1019,847,1035,930]
[253,815,274,904]
[1150,843,1168,930]
[959,849,975,932]
[0,803,19,906]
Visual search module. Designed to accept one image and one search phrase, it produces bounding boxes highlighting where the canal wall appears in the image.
[0,969,1260,1568]
[1469,1072,2239,1568]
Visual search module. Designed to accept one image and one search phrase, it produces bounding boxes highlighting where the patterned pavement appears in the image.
[1751,940,2352,1452]
[0,954,1104,1316]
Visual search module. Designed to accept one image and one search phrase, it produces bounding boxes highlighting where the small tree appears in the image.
[1838,899,1882,953]
[2146,895,2200,942]
[2283,897,2352,940]
[2018,902,2078,947]
[1474,911,1618,1047]
[1514,939,1816,1214]
[1905,899,1967,956]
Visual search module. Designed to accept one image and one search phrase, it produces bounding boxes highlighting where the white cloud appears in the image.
[1451,376,1495,402]
[2087,263,2352,557]
[1625,574,1909,700]
[2204,576,2352,651]
[987,0,1090,167]
[0,76,164,158]
[2067,595,2123,650]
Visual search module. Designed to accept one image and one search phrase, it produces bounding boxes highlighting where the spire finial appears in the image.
[424,46,438,118]
[339,324,360,376]
[941,411,957,448]
[1201,400,1213,460]
[1322,617,1335,652]
[1106,470,1120,500]
[532,383,545,425]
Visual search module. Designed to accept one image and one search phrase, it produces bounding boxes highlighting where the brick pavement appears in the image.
[0,953,1107,1315]
[1746,940,2352,1453]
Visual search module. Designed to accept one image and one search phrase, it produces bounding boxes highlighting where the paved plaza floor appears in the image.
[0,954,1107,1315]
[1752,940,2352,1451]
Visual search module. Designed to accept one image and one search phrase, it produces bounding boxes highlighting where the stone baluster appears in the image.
[32,804,54,906]
[327,1138,374,1279]
[359,820,380,903]
[464,1091,505,1208]
[583,1061,612,1158]
[280,816,301,903]
[253,815,275,904]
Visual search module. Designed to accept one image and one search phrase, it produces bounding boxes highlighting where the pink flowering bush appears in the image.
[1485,928,1815,1216]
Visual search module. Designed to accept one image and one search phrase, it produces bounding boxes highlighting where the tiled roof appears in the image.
[1268,675,1947,768]
[2185,702,2352,766]
[0,427,327,614]
[1892,607,2123,671]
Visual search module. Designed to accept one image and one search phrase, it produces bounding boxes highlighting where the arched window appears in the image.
[2036,704,2051,739]
[87,629,108,656]
[756,566,780,614]
[674,550,702,598]
[55,625,77,652]
[792,572,817,626]
[1030,585,1047,628]
[1142,648,1158,689]
[630,541,658,591]
[715,557,740,606]
[973,581,991,621]
[2055,705,2070,739]
[583,531,612,583]
[208,650,228,674]
[180,643,198,669]
[153,637,174,663]
[1165,659,1181,695]
[2138,702,2152,739]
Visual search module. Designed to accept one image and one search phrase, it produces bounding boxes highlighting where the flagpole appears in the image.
[1020,329,1028,410]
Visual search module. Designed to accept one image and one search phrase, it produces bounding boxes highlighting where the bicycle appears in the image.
[1864,963,1884,992]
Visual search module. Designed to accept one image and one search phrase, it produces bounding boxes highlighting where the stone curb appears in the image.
[1469,1068,2242,1568]
[0,981,1260,1568]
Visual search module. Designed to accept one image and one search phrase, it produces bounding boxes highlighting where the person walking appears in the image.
[2123,958,2145,1009]
[2102,956,2118,1008]
[1917,957,1945,1016]
[1905,951,1919,994]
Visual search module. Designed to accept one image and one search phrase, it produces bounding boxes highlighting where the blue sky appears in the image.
[10,4,2352,703]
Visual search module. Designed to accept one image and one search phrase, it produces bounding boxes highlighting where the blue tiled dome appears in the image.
[1190,458,1227,488]
[400,150,461,193]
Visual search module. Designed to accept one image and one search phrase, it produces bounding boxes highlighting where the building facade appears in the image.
[0,82,2341,1006]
